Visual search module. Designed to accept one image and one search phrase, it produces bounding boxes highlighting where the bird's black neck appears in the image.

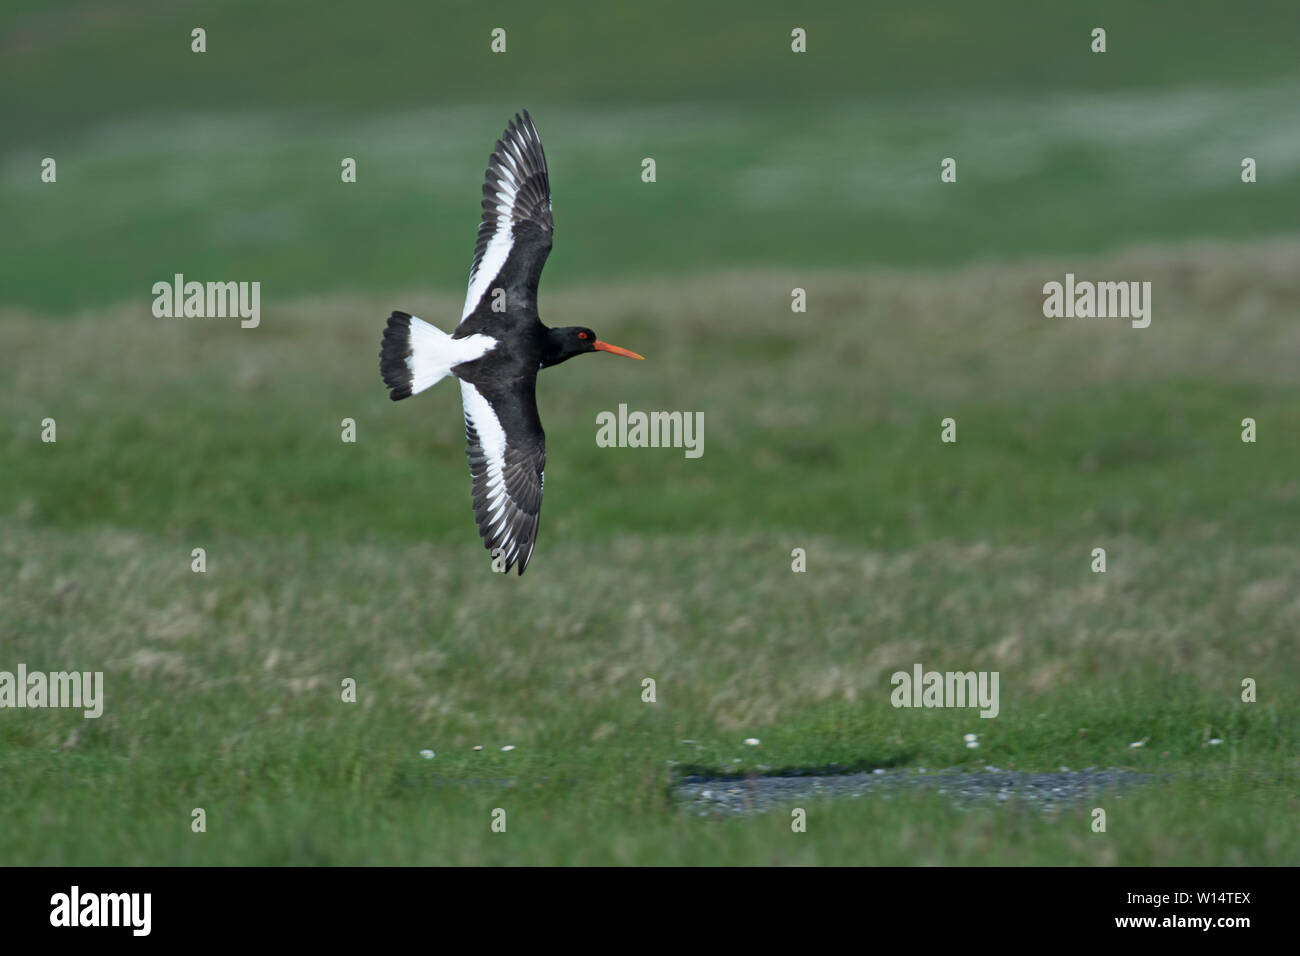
[540,327,581,368]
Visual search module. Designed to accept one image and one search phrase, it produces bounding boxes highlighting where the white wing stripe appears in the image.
[462,233,512,321]
[460,123,537,320]
[460,381,522,557]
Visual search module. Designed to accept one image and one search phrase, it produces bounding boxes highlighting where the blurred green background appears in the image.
[1,1,1297,865]
[3,0,1300,312]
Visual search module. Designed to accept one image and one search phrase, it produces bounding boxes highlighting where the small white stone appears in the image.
[501,744,515,752]
[1209,738,1223,746]
[966,740,980,749]
[743,738,760,746]
[472,745,483,751]
[1129,740,1145,748]
[963,733,978,743]
[419,749,435,759]
[872,768,886,775]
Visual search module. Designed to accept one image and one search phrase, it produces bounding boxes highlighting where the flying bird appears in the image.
[380,111,643,575]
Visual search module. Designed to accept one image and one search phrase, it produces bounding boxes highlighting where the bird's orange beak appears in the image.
[593,340,644,360]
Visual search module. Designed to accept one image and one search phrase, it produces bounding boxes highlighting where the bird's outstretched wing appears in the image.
[457,110,554,329]
[458,379,546,575]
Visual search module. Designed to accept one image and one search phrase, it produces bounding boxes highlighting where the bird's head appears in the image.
[543,327,644,368]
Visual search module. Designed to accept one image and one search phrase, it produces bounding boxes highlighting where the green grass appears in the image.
[9,0,1300,135]
[2,244,1298,864]
[4,2,1300,311]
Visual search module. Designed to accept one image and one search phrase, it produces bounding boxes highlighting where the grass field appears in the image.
[2,243,1298,864]
[5,3,1300,313]
[2,1,1298,865]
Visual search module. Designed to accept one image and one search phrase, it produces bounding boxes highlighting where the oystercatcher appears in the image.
[379,111,643,575]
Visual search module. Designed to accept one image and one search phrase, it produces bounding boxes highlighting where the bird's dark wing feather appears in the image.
[457,378,546,575]
[456,110,553,331]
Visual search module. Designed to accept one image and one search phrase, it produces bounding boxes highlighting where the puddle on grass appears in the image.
[675,767,1154,817]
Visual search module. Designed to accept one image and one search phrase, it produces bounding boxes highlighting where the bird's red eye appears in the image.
[578,332,588,340]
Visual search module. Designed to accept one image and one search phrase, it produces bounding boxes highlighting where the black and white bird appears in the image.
[379,111,643,575]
